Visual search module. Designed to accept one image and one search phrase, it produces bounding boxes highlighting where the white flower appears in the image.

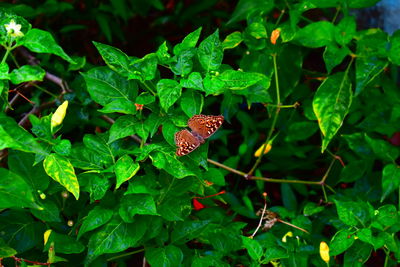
[5,19,24,37]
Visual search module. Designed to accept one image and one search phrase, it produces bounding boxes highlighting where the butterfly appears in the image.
[175,114,224,156]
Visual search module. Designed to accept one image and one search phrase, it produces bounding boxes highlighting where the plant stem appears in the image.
[141,81,156,96]
[383,247,389,267]
[247,53,281,176]
[251,195,267,238]
[1,47,10,64]
[207,158,247,176]
[107,248,145,261]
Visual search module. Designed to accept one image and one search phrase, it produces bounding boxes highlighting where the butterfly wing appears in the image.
[188,115,224,139]
[175,129,201,156]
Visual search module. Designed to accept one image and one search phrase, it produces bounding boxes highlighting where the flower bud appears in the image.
[51,101,69,128]
[254,143,272,157]
[270,29,281,45]
[319,241,330,263]
[282,231,293,242]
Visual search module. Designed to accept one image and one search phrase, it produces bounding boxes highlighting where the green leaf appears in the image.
[156,41,172,64]
[180,72,204,91]
[156,79,182,111]
[0,211,44,253]
[334,200,372,227]
[303,202,324,216]
[381,164,400,202]
[375,205,398,228]
[330,229,355,256]
[81,173,111,202]
[158,194,192,221]
[198,29,223,71]
[30,200,61,222]
[281,183,297,211]
[264,246,289,262]
[180,89,203,117]
[343,242,372,266]
[348,0,381,8]
[9,65,45,84]
[78,206,113,239]
[44,231,85,254]
[389,30,400,65]
[173,27,202,55]
[144,114,166,138]
[365,135,399,162]
[8,150,50,192]
[53,139,71,156]
[241,236,263,260]
[313,72,352,152]
[115,155,140,189]
[108,115,137,143]
[171,220,210,244]
[129,53,158,81]
[0,63,9,80]
[146,245,183,267]
[356,29,388,58]
[204,168,225,186]
[81,67,137,107]
[119,194,158,222]
[29,114,52,140]
[228,0,273,24]
[335,16,356,45]
[86,216,147,263]
[69,145,104,170]
[151,151,195,179]
[93,41,130,77]
[247,22,267,39]
[0,168,38,209]
[342,133,373,157]
[0,238,17,258]
[203,73,225,95]
[222,31,243,49]
[355,57,387,95]
[323,44,350,73]
[171,49,194,76]
[357,228,374,247]
[339,160,368,183]
[136,92,155,105]
[23,29,74,63]
[43,153,79,200]
[83,133,115,167]
[285,121,319,142]
[162,119,179,146]
[217,70,264,90]
[294,21,335,48]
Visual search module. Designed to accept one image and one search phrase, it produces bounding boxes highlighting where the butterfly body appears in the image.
[175,115,224,156]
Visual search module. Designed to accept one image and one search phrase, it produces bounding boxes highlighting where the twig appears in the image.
[207,155,339,191]
[18,100,55,127]
[11,256,51,266]
[251,193,268,238]
[17,47,71,93]
[247,53,281,176]
[277,219,309,234]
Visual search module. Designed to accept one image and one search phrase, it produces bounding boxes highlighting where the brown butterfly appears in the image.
[175,114,224,156]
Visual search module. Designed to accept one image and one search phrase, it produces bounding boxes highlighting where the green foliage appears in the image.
[1,1,400,266]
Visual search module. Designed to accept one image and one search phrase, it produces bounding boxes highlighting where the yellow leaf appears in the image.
[44,229,52,245]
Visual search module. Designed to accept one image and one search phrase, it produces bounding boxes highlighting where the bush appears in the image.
[0,0,399,266]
